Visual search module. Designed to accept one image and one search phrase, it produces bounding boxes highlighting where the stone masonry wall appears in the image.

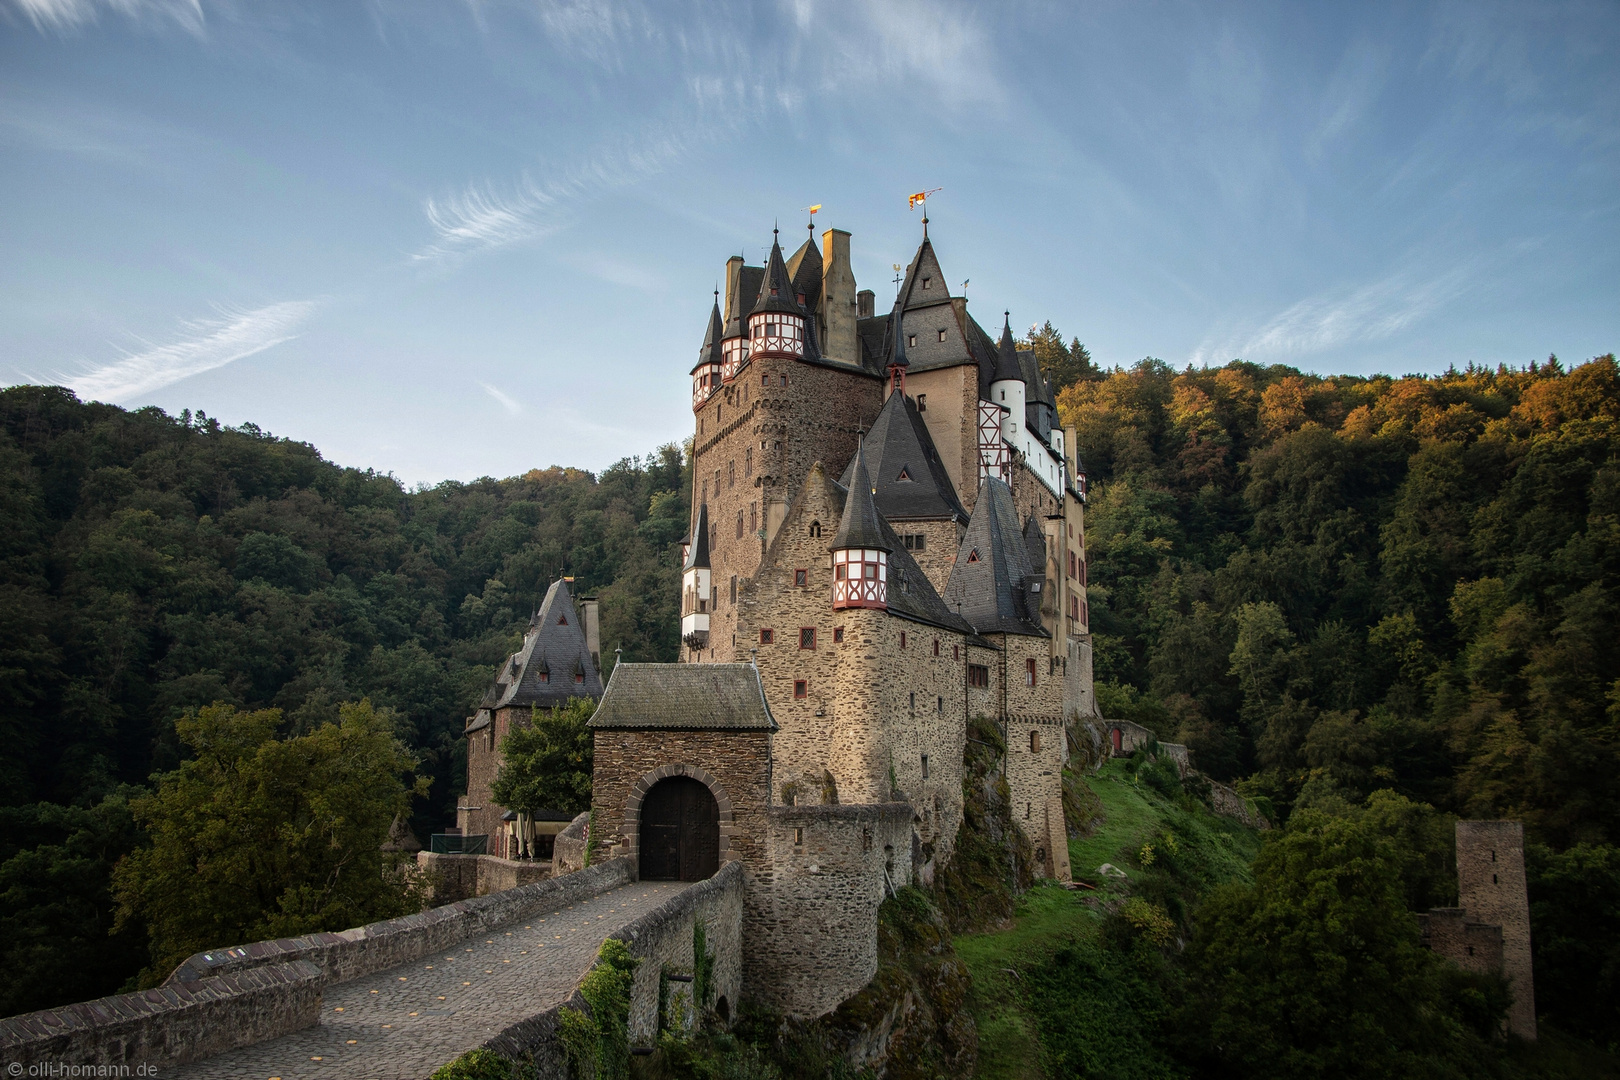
[893,517,964,598]
[588,729,773,874]
[417,851,552,904]
[0,859,635,1070]
[746,803,913,1019]
[1420,908,1504,976]
[691,350,880,664]
[1457,820,1536,1039]
[904,364,980,517]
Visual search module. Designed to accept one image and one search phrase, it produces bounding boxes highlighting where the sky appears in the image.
[2,1,1616,484]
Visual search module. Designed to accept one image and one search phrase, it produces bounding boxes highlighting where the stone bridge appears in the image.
[0,859,745,1080]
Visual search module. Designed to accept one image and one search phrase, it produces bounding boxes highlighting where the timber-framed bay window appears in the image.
[748,313,805,359]
[832,547,886,609]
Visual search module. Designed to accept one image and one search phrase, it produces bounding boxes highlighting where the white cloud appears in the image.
[480,381,523,415]
[63,300,318,402]
[1193,262,1478,365]
[6,0,204,35]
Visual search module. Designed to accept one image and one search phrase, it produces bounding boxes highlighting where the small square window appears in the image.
[799,628,816,650]
[793,679,808,699]
[833,626,844,643]
[794,568,808,587]
[760,628,774,645]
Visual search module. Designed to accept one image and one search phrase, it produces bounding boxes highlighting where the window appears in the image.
[932,639,939,656]
[900,631,907,648]
[799,628,816,650]
[896,467,912,482]
[938,695,944,712]
[717,404,722,423]
[953,645,959,660]
[809,520,821,538]
[735,511,744,539]
[794,827,804,845]
[780,374,788,386]
[1030,731,1041,753]
[574,669,585,684]
[833,626,844,643]
[1069,551,1077,578]
[1081,559,1087,586]
[730,575,737,602]
[937,329,946,342]
[762,373,769,386]
[922,276,931,289]
[760,629,774,645]
[750,502,757,533]
[908,334,917,347]
[966,548,980,563]
[794,568,807,587]
[1026,658,1037,686]
[968,664,989,688]
[745,448,752,476]
[700,479,707,505]
[538,671,549,683]
[794,679,808,699]
[909,691,915,709]
[917,394,926,411]
[921,754,929,779]
[728,460,735,487]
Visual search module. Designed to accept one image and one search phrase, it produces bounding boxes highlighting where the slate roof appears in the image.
[993,314,1025,384]
[942,477,1048,637]
[683,503,710,571]
[749,237,803,317]
[479,579,605,712]
[786,232,823,317]
[691,299,723,375]
[722,265,764,341]
[588,663,777,730]
[831,441,890,552]
[887,298,909,369]
[837,390,966,522]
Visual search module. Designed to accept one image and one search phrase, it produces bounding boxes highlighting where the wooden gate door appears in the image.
[639,777,720,881]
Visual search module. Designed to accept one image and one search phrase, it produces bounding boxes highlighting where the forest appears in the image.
[0,384,688,1013]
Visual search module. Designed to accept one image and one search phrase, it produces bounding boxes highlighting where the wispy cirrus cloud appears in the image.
[5,0,204,35]
[1193,261,1479,365]
[479,381,522,416]
[60,300,318,402]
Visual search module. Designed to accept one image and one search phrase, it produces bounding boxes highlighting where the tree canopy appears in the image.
[490,698,595,818]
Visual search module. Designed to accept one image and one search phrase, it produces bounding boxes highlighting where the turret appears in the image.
[748,231,806,362]
[886,296,909,398]
[692,293,723,410]
[681,504,712,652]
[831,442,890,610]
[991,312,1026,449]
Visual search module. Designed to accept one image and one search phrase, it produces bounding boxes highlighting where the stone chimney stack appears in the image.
[857,289,875,320]
[723,255,744,322]
[821,229,857,365]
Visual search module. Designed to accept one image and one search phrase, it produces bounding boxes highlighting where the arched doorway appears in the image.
[639,776,720,881]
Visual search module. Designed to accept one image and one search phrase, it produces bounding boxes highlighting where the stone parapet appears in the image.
[417,851,553,904]
[0,960,322,1070]
[553,811,591,875]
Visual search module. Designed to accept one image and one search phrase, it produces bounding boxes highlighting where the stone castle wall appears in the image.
[745,802,914,1019]
[904,363,982,515]
[1420,908,1504,975]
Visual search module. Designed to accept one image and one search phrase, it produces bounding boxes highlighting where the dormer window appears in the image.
[908,335,917,347]
[967,548,980,563]
[938,329,946,342]
[922,277,931,289]
[770,286,779,296]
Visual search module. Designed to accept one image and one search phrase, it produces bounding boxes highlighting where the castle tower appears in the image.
[1457,821,1536,1040]
[748,234,808,364]
[831,442,889,610]
[692,294,724,410]
[991,313,1027,451]
[681,503,712,654]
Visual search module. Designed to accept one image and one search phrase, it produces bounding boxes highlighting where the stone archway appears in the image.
[623,764,735,880]
[640,777,719,881]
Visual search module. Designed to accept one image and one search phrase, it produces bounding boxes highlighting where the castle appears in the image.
[582,217,1098,1016]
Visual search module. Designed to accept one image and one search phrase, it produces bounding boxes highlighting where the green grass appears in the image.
[955,760,1262,1079]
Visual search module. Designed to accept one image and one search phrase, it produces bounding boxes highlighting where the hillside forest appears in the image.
[0,349,1616,1044]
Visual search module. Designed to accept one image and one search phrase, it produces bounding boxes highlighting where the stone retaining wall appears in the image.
[1207,780,1270,829]
[553,811,591,876]
[417,851,552,904]
[0,858,633,1070]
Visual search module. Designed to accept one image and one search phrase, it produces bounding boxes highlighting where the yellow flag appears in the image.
[806,204,821,214]
[908,192,927,208]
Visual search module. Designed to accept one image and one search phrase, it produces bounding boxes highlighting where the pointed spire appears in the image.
[750,234,802,317]
[994,311,1025,384]
[683,503,711,571]
[831,440,890,553]
[697,296,723,366]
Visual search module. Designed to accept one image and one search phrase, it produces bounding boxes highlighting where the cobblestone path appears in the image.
[168,880,686,1080]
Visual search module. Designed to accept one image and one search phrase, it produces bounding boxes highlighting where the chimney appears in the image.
[821,229,858,366]
[857,289,875,320]
[578,596,602,671]
[723,256,744,323]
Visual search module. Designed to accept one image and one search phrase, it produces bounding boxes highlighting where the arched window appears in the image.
[809,520,821,538]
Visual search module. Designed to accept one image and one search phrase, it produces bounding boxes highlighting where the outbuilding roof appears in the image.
[588,663,778,731]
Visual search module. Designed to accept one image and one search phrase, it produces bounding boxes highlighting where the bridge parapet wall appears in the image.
[0,858,634,1071]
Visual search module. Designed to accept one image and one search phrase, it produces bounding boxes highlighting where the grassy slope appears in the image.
[954,760,1261,1080]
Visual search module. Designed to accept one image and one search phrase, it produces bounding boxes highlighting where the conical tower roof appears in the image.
[993,312,1025,384]
[692,298,723,375]
[942,477,1046,636]
[831,441,890,552]
[683,503,711,571]
[749,233,803,317]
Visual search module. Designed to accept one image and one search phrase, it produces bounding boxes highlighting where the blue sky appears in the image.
[2,1,1615,483]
